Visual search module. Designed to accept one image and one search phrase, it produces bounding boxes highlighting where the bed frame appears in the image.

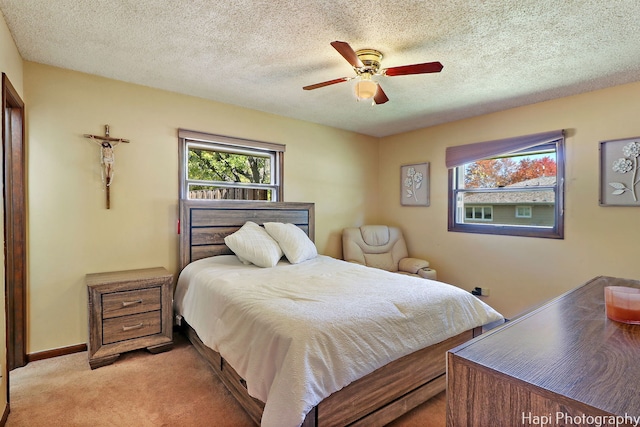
[178,199,480,426]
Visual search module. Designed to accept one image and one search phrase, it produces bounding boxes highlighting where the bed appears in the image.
[176,200,503,427]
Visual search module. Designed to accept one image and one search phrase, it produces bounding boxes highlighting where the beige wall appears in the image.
[379,82,640,318]
[0,10,22,95]
[24,62,379,353]
[17,31,640,350]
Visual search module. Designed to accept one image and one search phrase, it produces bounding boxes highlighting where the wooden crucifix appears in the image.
[84,125,130,209]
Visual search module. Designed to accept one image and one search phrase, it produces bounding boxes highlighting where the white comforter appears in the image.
[175,255,503,427]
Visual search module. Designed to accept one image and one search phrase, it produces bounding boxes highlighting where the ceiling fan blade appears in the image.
[303,77,351,91]
[330,41,364,68]
[383,61,443,76]
[374,85,389,105]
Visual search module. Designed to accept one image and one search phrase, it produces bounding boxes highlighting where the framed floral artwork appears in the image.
[599,137,640,206]
[401,162,430,206]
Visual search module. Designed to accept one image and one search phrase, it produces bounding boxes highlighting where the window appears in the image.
[447,130,565,238]
[178,129,284,201]
[465,206,493,221]
[515,206,532,218]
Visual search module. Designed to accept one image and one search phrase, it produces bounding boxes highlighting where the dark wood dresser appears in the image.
[86,267,173,369]
[447,276,640,427]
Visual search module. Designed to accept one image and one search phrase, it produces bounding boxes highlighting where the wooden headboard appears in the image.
[179,200,315,270]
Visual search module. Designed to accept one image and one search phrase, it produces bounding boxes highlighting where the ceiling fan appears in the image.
[303,41,443,105]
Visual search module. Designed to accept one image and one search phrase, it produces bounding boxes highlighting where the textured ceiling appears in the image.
[2,0,640,137]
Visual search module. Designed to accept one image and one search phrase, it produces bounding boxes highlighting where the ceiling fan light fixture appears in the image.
[303,41,442,105]
[354,74,378,101]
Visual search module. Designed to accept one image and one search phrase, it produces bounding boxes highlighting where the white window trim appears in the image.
[465,206,494,221]
[515,205,532,218]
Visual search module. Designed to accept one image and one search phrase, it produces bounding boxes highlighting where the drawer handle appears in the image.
[121,299,143,307]
[122,323,144,332]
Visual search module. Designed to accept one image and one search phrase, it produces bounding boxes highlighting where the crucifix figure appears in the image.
[84,125,130,209]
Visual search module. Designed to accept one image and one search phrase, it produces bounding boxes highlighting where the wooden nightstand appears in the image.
[86,267,173,369]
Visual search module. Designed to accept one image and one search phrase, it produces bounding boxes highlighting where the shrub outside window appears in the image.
[447,130,565,239]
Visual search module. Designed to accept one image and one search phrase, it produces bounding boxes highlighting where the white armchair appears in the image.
[342,225,437,280]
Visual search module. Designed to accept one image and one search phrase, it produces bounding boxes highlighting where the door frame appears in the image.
[2,72,27,371]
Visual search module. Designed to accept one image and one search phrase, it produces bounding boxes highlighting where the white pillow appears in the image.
[264,222,317,264]
[224,221,283,268]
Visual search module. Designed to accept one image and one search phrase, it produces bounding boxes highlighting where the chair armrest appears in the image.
[398,257,430,274]
[417,267,437,280]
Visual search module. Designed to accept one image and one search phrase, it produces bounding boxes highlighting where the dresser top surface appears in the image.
[450,276,640,415]
[86,267,172,287]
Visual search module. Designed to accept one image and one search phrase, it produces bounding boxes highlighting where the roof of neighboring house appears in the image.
[464,176,556,205]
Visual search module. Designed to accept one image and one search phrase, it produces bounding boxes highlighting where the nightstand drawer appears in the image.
[103,311,161,344]
[102,287,161,319]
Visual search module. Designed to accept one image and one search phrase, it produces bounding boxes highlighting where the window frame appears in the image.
[178,129,284,201]
[447,131,565,239]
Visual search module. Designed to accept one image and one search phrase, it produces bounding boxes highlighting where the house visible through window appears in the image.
[178,129,284,201]
[447,130,565,239]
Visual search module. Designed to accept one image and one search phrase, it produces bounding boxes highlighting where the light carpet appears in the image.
[7,333,445,426]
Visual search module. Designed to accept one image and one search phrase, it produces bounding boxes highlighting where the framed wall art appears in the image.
[401,162,430,206]
[599,136,640,206]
